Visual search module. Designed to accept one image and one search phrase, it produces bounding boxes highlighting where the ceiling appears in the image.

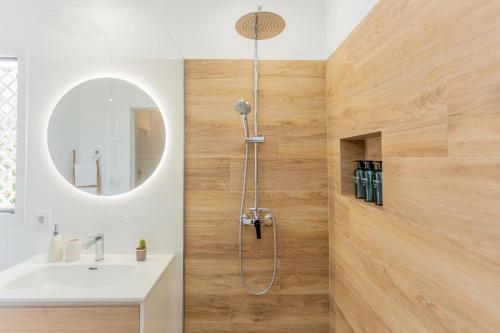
[0,0,181,59]
[0,0,377,60]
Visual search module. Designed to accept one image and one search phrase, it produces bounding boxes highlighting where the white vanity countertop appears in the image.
[0,254,174,306]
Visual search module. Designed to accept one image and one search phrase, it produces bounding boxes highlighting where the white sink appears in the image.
[0,254,173,305]
[4,264,136,290]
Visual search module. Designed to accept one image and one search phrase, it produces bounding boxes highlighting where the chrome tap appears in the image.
[241,208,274,240]
[82,234,104,261]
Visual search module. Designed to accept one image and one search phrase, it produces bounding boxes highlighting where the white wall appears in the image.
[31,58,183,331]
[0,57,184,332]
[325,0,379,57]
[0,2,184,330]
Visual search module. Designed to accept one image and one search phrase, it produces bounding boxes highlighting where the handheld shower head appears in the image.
[233,100,251,116]
[233,99,251,138]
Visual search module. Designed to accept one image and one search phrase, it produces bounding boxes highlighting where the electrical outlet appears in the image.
[35,210,51,224]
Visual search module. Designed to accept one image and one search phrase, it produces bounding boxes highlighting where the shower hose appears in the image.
[238,140,277,296]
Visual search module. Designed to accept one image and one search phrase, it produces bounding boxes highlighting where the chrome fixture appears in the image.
[233,99,251,138]
[233,99,265,144]
[233,99,251,116]
[234,5,284,296]
[82,234,104,261]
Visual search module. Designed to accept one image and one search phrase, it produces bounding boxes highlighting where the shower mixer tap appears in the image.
[241,208,274,239]
[240,215,260,239]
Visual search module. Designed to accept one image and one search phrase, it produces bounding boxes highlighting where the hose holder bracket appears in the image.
[244,135,265,143]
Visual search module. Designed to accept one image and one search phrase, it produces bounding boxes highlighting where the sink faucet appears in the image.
[82,234,104,261]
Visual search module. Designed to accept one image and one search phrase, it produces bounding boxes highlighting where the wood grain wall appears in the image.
[184,60,329,332]
[326,0,500,332]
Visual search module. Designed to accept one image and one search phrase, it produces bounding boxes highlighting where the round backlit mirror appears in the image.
[48,78,165,196]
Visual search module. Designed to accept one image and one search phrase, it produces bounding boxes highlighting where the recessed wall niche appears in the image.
[340,132,382,197]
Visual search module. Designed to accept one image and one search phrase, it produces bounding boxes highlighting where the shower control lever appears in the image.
[254,220,262,239]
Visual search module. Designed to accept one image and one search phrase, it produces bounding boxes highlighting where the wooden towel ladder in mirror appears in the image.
[72,150,101,195]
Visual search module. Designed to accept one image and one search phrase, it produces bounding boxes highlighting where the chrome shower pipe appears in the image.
[252,11,260,216]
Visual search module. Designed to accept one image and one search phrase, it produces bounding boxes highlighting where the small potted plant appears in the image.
[136,239,147,261]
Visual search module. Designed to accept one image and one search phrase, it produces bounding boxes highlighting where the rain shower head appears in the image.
[235,10,285,40]
[233,99,251,116]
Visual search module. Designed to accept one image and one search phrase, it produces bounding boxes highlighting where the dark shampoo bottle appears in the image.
[364,161,375,202]
[373,161,383,206]
[354,160,365,199]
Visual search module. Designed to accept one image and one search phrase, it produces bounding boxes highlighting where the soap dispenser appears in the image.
[47,224,64,262]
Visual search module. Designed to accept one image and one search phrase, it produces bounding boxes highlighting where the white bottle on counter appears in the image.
[47,224,64,262]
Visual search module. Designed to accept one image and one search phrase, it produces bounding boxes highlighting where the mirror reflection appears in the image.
[48,78,165,196]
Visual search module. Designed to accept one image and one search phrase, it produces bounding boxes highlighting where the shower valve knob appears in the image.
[263,212,274,226]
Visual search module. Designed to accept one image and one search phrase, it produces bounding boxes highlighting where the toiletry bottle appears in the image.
[354,160,365,199]
[361,161,367,198]
[47,224,64,262]
[373,161,383,206]
[364,161,375,202]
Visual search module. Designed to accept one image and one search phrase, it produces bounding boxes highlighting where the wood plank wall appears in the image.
[184,60,329,332]
[326,0,500,332]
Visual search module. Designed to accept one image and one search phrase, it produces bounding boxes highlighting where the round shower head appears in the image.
[235,11,285,40]
[233,100,251,116]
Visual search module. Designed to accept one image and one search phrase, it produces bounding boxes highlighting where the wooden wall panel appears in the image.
[327,0,500,332]
[184,60,329,332]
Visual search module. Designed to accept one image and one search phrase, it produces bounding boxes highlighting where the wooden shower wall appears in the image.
[184,60,329,332]
[327,0,500,332]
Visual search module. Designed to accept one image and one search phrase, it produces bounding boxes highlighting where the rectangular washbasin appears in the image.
[0,254,174,305]
[4,264,136,290]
